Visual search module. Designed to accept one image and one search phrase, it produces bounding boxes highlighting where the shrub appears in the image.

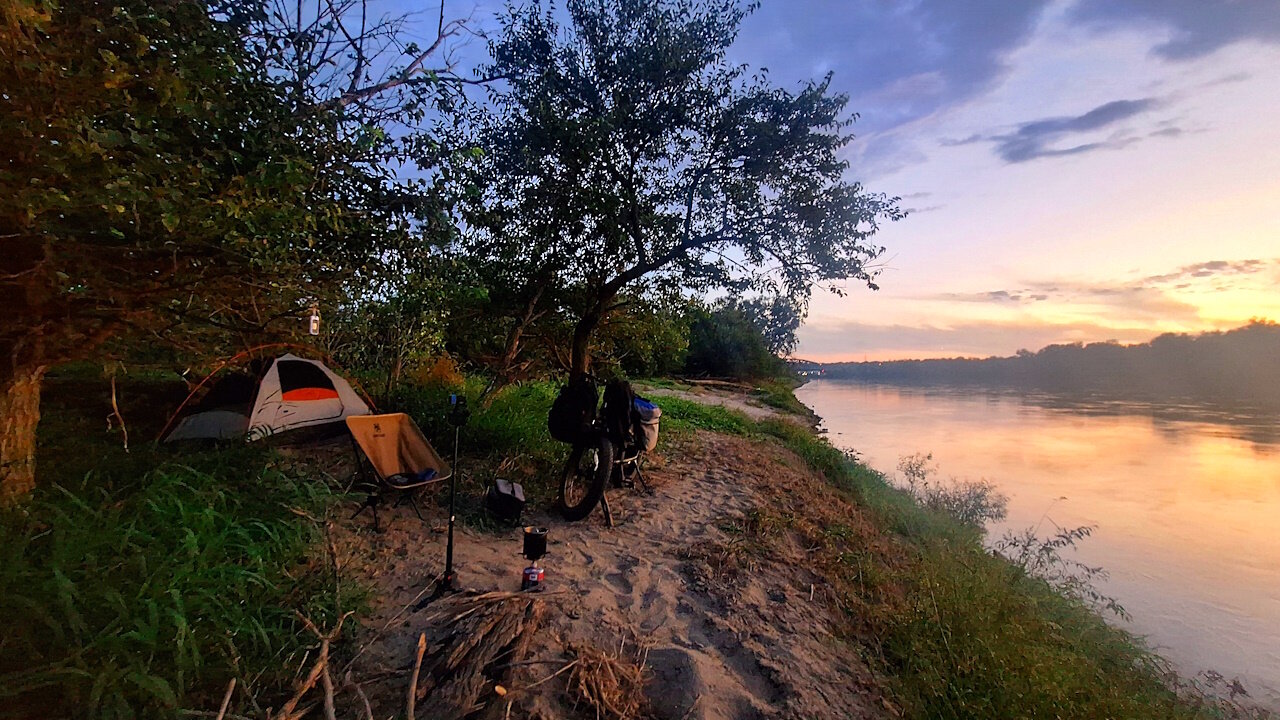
[895,453,1008,530]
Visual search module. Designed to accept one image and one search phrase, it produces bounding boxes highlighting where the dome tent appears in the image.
[164,353,370,442]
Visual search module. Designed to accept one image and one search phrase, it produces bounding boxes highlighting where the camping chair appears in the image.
[346,414,452,530]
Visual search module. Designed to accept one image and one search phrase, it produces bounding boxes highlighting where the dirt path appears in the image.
[334,430,885,719]
[636,384,784,421]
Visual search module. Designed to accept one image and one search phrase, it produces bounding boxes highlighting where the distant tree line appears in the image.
[824,320,1280,407]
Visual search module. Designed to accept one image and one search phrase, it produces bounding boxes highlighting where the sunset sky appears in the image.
[722,1,1280,361]
[415,0,1280,361]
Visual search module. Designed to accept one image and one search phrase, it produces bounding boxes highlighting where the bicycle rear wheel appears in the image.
[559,433,613,521]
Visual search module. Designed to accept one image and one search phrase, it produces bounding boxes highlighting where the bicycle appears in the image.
[554,376,652,524]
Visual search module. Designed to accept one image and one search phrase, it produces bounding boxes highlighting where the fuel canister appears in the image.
[521,565,544,591]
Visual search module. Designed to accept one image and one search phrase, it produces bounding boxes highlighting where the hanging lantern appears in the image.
[308,304,321,336]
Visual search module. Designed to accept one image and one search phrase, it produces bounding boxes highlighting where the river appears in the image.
[795,379,1280,707]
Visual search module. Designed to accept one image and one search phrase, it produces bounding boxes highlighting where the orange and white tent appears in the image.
[165,353,370,442]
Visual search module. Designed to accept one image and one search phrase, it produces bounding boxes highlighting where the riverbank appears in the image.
[797,377,1280,710]
[2,374,1268,718]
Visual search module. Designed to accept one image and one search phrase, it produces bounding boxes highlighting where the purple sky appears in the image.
[396,0,1280,360]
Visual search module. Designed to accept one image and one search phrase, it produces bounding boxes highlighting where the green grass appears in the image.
[0,373,354,718]
[0,451,349,719]
[653,395,755,437]
[750,377,814,417]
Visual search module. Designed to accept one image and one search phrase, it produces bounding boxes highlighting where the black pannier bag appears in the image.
[485,478,526,524]
[601,379,637,445]
[548,378,598,444]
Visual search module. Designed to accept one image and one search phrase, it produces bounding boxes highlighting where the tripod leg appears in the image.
[599,489,614,528]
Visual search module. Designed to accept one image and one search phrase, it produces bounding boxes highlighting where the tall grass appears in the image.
[0,450,346,718]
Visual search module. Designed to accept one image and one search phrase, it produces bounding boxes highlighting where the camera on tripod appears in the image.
[448,394,470,427]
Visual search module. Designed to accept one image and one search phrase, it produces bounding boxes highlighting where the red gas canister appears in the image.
[521,565,544,590]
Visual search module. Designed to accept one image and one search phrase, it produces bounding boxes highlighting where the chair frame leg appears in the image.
[407,492,427,523]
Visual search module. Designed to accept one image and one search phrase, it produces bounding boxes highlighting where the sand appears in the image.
[636,382,784,421]
[330,409,886,719]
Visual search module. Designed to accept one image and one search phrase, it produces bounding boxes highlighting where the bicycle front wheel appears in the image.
[559,433,613,521]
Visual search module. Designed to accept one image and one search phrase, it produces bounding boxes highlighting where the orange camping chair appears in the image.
[346,414,452,529]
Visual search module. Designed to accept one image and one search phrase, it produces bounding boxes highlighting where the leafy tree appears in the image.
[556,290,693,379]
[0,0,429,501]
[685,302,787,379]
[457,0,901,380]
[740,295,804,356]
[323,280,451,397]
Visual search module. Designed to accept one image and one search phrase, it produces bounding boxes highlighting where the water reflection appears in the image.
[796,379,1280,708]
[865,382,1280,451]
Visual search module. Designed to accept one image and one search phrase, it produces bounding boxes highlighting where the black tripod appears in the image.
[418,394,468,607]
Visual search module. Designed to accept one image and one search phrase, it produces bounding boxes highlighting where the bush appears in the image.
[895,453,1008,530]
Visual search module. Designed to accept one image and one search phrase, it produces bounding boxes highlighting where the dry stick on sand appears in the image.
[277,612,354,720]
[319,639,336,720]
[343,670,376,720]
[407,632,427,720]
[178,711,253,720]
[214,679,236,720]
[107,372,129,451]
[406,591,548,718]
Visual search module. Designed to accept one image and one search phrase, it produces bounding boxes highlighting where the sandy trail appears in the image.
[334,427,883,719]
[637,383,783,421]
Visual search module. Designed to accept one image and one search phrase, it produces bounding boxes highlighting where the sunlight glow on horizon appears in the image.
[792,18,1280,362]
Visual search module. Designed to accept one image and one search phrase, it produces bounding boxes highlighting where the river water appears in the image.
[795,379,1280,706]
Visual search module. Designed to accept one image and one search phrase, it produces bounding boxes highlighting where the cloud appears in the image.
[805,259,1280,360]
[1071,1,1280,61]
[920,259,1278,322]
[732,1,1053,173]
[797,318,1174,360]
[983,98,1159,163]
[938,290,1034,303]
[1201,71,1252,88]
[1142,259,1272,284]
[933,282,1199,321]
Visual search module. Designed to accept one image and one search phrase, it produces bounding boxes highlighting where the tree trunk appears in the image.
[570,305,605,381]
[1,366,46,505]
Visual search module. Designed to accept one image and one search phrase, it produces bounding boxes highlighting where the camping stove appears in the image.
[520,526,548,591]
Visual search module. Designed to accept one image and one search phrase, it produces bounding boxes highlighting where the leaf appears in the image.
[161,213,179,232]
